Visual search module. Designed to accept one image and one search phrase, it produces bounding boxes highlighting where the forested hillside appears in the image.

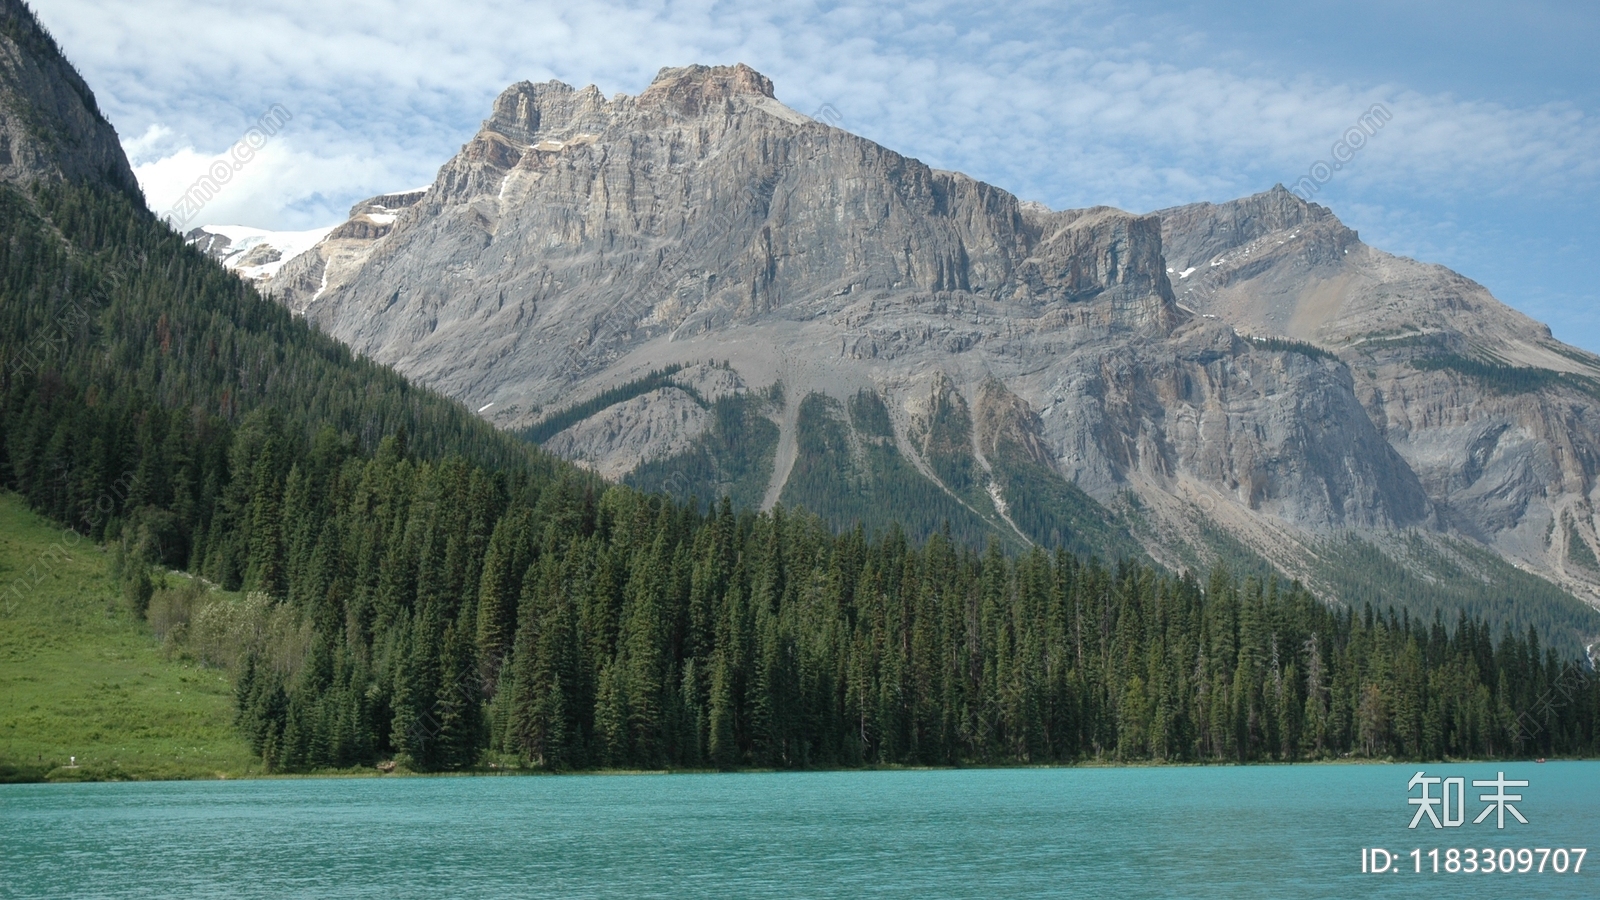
[0,177,1593,774]
[5,0,1600,773]
[232,481,1600,771]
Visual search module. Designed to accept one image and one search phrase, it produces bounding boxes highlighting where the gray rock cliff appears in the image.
[0,0,138,194]
[1158,185,1600,599]
[262,66,1598,609]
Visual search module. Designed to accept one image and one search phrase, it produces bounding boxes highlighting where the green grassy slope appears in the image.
[0,492,256,781]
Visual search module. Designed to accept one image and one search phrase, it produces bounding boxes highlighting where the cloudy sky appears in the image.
[31,0,1600,351]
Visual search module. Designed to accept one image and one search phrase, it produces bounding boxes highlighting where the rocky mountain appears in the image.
[0,0,137,194]
[1158,187,1600,604]
[258,63,1599,645]
[185,224,338,283]
[244,190,428,306]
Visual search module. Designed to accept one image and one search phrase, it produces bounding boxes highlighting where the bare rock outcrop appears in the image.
[543,387,711,480]
[1158,186,1600,598]
[258,64,1596,609]
[0,0,138,194]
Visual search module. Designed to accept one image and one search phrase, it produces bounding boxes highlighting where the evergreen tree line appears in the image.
[221,449,1600,770]
[2,182,1597,773]
[0,181,553,499]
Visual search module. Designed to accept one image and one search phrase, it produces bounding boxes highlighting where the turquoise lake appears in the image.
[3,762,1596,898]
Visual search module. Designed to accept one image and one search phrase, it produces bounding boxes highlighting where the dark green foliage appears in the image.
[626,391,779,512]
[1568,523,1599,571]
[0,183,554,474]
[120,559,153,618]
[988,439,1142,562]
[520,365,699,445]
[911,387,979,498]
[780,392,1001,547]
[1314,534,1599,661]
[1411,356,1564,395]
[1248,335,1338,361]
[0,177,551,771]
[1175,512,1283,589]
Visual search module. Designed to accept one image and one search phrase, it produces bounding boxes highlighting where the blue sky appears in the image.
[30,0,1600,351]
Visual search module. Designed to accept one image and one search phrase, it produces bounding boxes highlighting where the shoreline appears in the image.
[3,753,1585,786]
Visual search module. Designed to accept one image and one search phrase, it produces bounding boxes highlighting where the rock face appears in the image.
[265,63,1598,612]
[278,64,1177,405]
[0,0,138,193]
[1158,186,1600,599]
[267,190,428,315]
[184,224,338,285]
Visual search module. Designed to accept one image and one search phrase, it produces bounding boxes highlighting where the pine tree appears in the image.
[244,436,287,598]
[433,618,482,770]
[475,510,530,693]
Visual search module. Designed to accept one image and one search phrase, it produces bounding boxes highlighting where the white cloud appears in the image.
[129,131,410,231]
[34,0,1600,214]
[121,123,177,164]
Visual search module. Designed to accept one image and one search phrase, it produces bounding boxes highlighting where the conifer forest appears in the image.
[3,180,1597,773]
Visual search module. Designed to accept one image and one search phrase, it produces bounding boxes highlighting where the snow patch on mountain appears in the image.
[185,224,338,281]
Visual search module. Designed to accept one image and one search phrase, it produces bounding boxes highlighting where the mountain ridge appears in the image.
[210,62,1597,639]
[1156,186,1600,604]
[0,0,136,194]
[5,3,1597,784]
[249,68,1433,564]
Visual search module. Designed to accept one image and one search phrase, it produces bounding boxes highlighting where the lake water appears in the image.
[2,763,1596,898]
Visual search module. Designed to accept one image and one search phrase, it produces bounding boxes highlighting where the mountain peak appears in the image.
[639,63,776,114]
[248,57,1600,612]
[647,63,774,97]
[0,0,138,194]
[1155,183,1346,272]
[477,63,779,148]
